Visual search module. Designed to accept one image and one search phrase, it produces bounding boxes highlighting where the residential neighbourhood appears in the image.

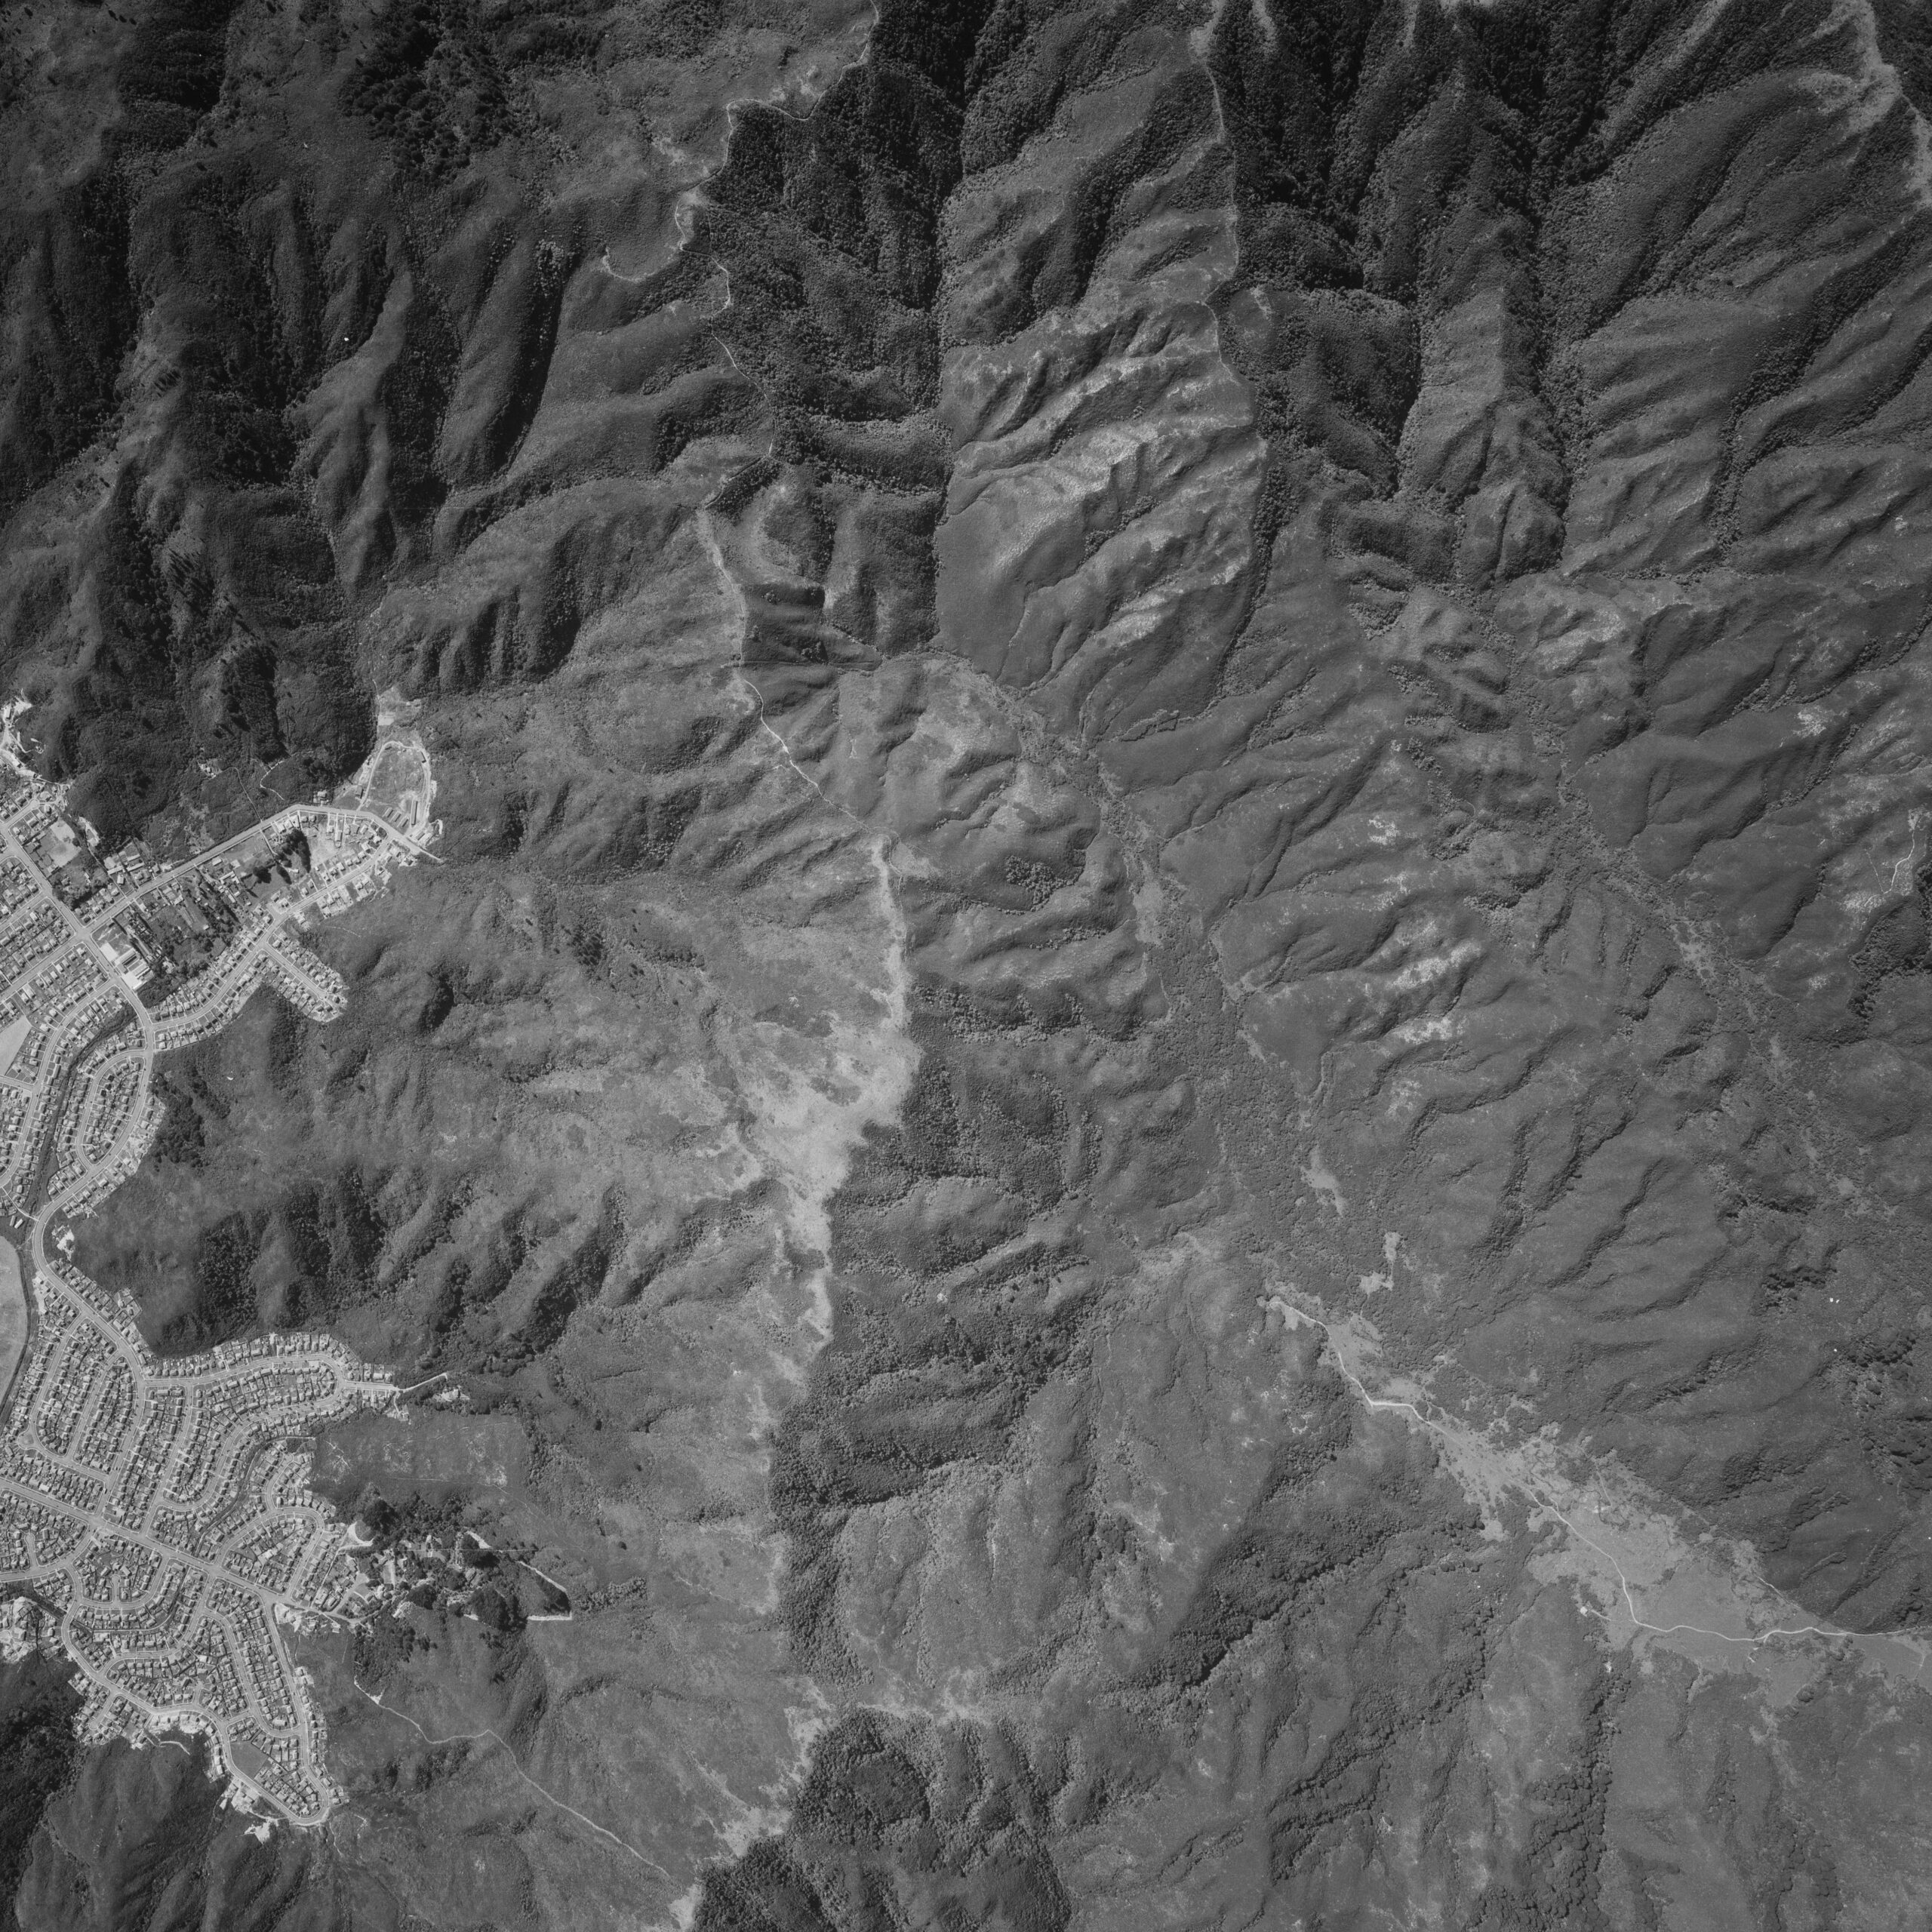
[0,704,438,1825]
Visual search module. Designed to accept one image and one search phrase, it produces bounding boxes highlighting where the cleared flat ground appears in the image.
[0,1235,22,1414]
[0,1014,30,1078]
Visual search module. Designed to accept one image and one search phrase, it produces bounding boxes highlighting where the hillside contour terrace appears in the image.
[0,695,438,1826]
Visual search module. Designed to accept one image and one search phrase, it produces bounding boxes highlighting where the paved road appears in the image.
[0,777,434,1825]
[81,801,437,936]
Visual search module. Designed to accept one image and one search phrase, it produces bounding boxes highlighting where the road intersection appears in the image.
[0,714,438,1823]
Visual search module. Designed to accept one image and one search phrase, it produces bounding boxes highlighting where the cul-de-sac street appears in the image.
[0,697,438,1825]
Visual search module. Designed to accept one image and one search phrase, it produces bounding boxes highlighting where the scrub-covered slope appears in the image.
[8,0,1932,1927]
